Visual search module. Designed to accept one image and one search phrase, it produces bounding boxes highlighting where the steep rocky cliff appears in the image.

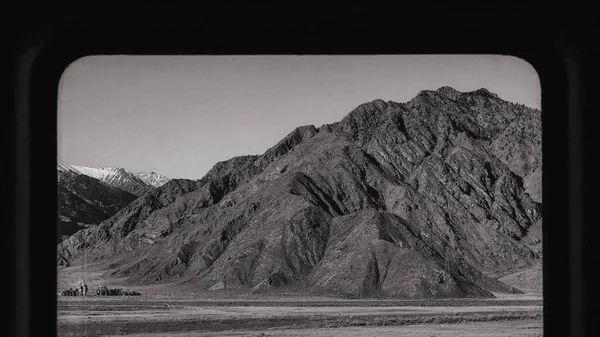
[58,87,542,298]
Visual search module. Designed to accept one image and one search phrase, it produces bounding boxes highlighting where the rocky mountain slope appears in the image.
[58,87,542,299]
[57,159,137,245]
[498,260,543,294]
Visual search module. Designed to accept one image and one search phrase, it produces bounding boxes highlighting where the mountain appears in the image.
[57,159,138,245]
[57,158,82,174]
[58,87,542,299]
[488,108,542,203]
[498,261,543,294]
[71,165,153,196]
[133,171,171,188]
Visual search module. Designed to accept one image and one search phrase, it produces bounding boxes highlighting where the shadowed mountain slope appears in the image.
[57,161,138,245]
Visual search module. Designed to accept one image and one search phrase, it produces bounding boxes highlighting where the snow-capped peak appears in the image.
[73,166,131,178]
[71,165,151,196]
[57,158,82,174]
[57,159,171,194]
[133,172,170,188]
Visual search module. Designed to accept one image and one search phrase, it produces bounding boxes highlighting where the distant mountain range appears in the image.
[58,87,542,299]
[71,165,170,196]
[133,171,172,188]
[56,159,170,244]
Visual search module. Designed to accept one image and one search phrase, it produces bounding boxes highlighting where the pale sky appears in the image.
[57,55,541,180]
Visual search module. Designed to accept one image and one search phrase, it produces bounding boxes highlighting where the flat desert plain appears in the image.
[57,264,542,337]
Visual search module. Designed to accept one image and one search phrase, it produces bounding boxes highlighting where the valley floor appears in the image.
[113,320,543,337]
[57,296,542,336]
[57,264,543,336]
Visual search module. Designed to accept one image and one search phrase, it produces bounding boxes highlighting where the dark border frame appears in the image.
[6,8,595,337]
